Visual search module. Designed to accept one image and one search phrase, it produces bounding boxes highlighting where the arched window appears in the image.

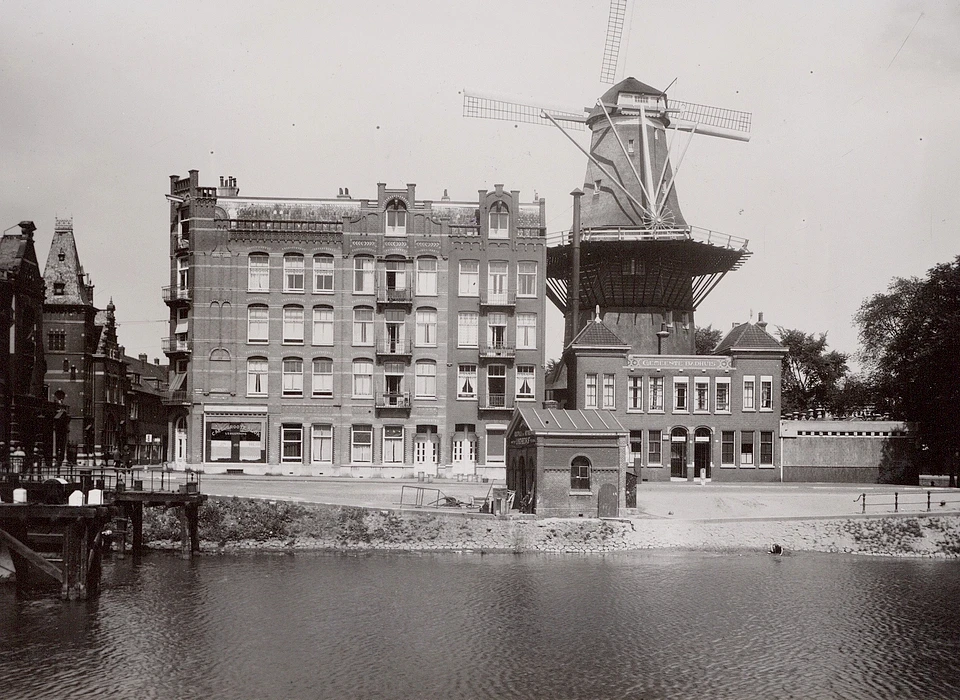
[313,254,334,292]
[353,306,374,346]
[247,304,269,343]
[415,307,437,346]
[354,255,374,293]
[312,358,333,397]
[312,305,334,345]
[415,360,436,399]
[282,305,304,344]
[247,357,268,396]
[352,359,373,398]
[283,253,305,292]
[386,199,407,235]
[489,201,509,238]
[248,253,270,292]
[282,357,303,396]
[416,256,437,296]
[570,456,591,491]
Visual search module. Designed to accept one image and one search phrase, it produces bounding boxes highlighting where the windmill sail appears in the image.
[600,0,627,84]
[668,99,752,142]
[463,91,585,130]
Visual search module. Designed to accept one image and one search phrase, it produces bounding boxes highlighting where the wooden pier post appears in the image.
[128,501,144,555]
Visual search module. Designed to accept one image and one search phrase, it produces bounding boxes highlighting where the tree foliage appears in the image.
[695,325,723,355]
[776,328,849,415]
[855,257,960,483]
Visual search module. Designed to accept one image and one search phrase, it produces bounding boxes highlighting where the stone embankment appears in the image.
[142,497,960,558]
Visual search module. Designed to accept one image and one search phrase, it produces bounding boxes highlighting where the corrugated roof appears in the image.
[514,406,626,435]
[714,322,784,354]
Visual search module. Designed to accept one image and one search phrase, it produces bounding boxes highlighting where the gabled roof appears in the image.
[509,406,627,437]
[43,220,93,306]
[714,321,785,354]
[570,319,630,349]
[588,76,664,121]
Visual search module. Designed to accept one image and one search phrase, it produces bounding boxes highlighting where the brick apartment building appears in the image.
[164,171,546,477]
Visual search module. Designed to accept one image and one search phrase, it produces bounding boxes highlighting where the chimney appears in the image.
[218,176,240,197]
[139,353,148,363]
[18,221,36,240]
[757,312,767,330]
[154,358,160,365]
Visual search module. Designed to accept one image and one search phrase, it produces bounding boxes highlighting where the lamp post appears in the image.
[656,323,671,355]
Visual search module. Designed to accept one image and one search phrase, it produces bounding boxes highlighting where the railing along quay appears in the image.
[855,490,960,514]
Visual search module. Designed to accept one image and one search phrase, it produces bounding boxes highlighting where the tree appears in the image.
[855,257,960,485]
[776,328,849,416]
[695,325,723,355]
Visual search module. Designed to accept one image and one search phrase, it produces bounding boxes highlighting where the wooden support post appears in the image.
[129,501,144,555]
[78,521,89,600]
[0,527,64,584]
[179,505,189,559]
[61,521,73,600]
[187,503,200,554]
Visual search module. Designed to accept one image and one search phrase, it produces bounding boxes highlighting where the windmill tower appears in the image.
[463,0,753,355]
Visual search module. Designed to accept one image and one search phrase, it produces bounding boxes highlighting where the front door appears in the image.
[598,483,618,517]
[670,427,688,479]
[174,418,187,468]
[695,428,712,479]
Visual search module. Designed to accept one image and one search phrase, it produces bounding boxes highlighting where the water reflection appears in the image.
[2,551,959,699]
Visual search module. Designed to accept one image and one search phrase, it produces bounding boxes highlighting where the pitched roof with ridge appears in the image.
[570,319,630,348]
[714,321,785,354]
[511,406,627,436]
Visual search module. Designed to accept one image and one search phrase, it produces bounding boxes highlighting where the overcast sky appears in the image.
[2,0,957,365]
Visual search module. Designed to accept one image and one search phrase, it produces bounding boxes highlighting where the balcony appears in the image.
[162,337,192,355]
[479,393,514,412]
[173,235,189,252]
[375,336,412,358]
[375,391,412,410]
[161,285,191,304]
[479,343,515,360]
[376,285,413,307]
[480,291,516,309]
[162,389,191,406]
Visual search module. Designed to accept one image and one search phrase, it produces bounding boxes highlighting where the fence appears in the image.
[855,490,960,514]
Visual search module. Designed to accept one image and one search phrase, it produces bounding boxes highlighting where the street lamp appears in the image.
[656,323,671,355]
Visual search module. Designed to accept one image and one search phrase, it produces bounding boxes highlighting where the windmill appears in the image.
[463,0,754,355]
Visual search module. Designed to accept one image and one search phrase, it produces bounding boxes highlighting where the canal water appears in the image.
[2,551,959,699]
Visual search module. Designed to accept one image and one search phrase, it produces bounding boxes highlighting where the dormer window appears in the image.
[386,200,407,235]
[53,282,65,296]
[489,201,509,239]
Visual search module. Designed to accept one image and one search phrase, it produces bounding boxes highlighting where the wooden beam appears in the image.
[0,527,64,583]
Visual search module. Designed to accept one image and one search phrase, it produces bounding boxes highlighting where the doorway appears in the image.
[694,427,712,479]
[670,427,688,479]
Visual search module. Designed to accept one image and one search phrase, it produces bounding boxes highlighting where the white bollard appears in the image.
[68,490,85,506]
[87,488,103,505]
[13,488,27,504]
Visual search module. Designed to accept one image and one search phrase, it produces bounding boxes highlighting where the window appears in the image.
[351,424,373,463]
[517,313,536,350]
[516,365,535,400]
[177,256,189,289]
[602,373,616,409]
[283,306,304,344]
[416,308,437,346]
[353,307,374,346]
[313,254,334,292]
[721,431,736,465]
[622,258,644,276]
[312,306,333,345]
[453,424,477,463]
[760,376,773,411]
[281,425,303,463]
[487,365,506,407]
[415,360,436,399]
[415,425,439,465]
[740,431,755,465]
[382,426,404,463]
[354,256,374,293]
[458,364,477,399]
[459,260,479,296]
[570,456,591,491]
[382,309,406,352]
[458,311,478,347]
[649,376,664,412]
[487,312,507,349]
[416,257,437,296]
[352,359,373,398]
[629,430,643,464]
[517,261,537,297]
[487,428,506,463]
[382,258,408,296]
[383,362,405,404]
[673,377,689,412]
[488,201,509,238]
[312,358,333,397]
[628,376,643,411]
[282,358,303,396]
[283,253,305,292]
[716,378,731,413]
[247,305,269,343]
[247,357,268,396]
[248,253,269,292]
[760,431,774,465]
[694,377,710,412]
[648,430,662,464]
[585,374,598,408]
[53,282,65,296]
[628,138,635,154]
[312,424,333,464]
[743,376,756,411]
[487,261,508,303]
[48,329,66,352]
[386,199,407,235]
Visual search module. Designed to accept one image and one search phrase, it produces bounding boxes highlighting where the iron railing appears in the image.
[855,490,960,514]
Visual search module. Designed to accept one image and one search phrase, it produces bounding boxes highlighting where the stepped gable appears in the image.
[43,219,93,306]
[714,317,784,354]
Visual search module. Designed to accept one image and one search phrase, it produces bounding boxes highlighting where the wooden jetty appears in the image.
[0,464,206,598]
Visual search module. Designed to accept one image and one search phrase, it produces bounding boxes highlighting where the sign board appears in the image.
[625,355,732,371]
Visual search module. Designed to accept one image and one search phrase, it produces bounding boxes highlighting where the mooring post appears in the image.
[187,503,200,554]
[894,492,898,513]
[927,491,931,512]
[129,502,144,555]
[861,494,866,514]
[61,521,73,600]
[179,506,190,559]
[78,520,89,600]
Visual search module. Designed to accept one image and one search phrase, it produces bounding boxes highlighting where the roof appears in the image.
[588,76,664,121]
[510,406,627,436]
[43,221,93,306]
[714,321,785,354]
[570,319,630,349]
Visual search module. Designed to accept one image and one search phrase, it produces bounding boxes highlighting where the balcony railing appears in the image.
[376,286,413,305]
[479,393,514,411]
[162,337,192,355]
[375,336,411,356]
[479,343,515,360]
[480,291,516,307]
[161,285,191,303]
[162,389,191,406]
[375,391,412,409]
